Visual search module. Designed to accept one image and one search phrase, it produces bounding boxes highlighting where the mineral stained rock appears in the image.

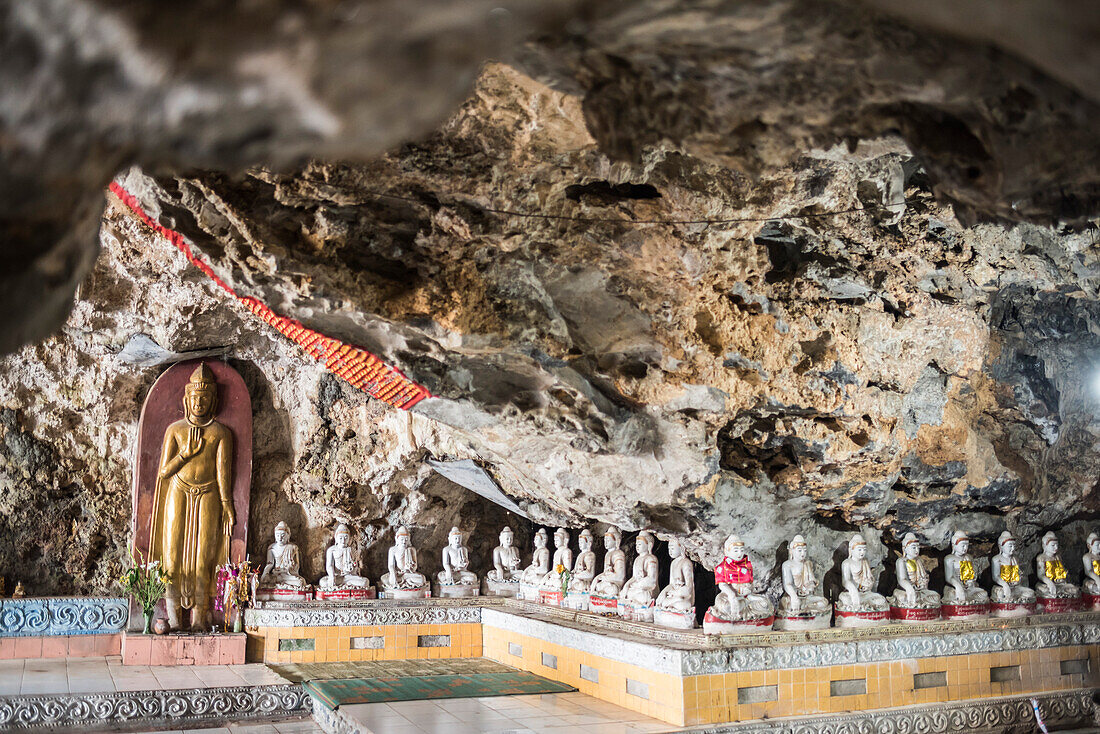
[4,56,1098,595]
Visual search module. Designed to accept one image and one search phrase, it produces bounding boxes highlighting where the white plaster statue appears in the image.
[318,523,370,590]
[654,536,696,629]
[890,533,941,613]
[942,530,988,605]
[618,531,660,608]
[381,525,428,595]
[703,534,773,632]
[539,528,573,591]
[1035,531,1078,599]
[568,529,598,592]
[1082,532,1100,597]
[259,521,308,589]
[437,526,478,594]
[837,534,888,613]
[990,531,1036,614]
[520,529,551,585]
[775,534,830,629]
[589,527,628,598]
[487,526,522,583]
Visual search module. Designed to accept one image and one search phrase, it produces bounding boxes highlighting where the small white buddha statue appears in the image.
[589,527,628,598]
[704,534,773,632]
[836,534,888,617]
[568,529,598,592]
[990,530,1036,615]
[318,523,370,590]
[259,521,308,589]
[890,533,941,618]
[539,528,573,591]
[437,526,478,595]
[487,526,522,584]
[654,537,695,628]
[942,530,988,606]
[520,529,551,586]
[381,525,428,595]
[1082,532,1100,598]
[618,530,660,611]
[1035,531,1079,599]
[775,534,830,628]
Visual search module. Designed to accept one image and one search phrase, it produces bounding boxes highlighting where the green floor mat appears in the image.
[271,657,511,682]
[304,671,576,709]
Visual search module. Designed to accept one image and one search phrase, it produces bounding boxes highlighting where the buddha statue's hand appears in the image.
[223,503,236,535]
[179,438,205,461]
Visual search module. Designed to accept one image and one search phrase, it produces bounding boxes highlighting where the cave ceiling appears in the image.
[1,0,1100,590]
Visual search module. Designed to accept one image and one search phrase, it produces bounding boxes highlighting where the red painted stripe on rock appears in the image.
[108,181,432,410]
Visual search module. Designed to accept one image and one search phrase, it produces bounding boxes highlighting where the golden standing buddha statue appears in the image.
[149,363,235,631]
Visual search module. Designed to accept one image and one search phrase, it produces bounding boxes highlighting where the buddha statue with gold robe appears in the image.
[943,530,988,605]
[149,363,235,632]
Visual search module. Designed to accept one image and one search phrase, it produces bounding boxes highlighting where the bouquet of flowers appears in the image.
[118,549,169,633]
[557,564,570,596]
[215,558,257,632]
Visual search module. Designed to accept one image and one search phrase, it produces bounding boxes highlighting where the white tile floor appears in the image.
[341,692,674,734]
[0,656,290,695]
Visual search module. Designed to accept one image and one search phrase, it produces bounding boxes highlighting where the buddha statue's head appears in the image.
[334,523,350,548]
[395,525,411,549]
[668,536,683,559]
[554,528,569,549]
[790,535,807,562]
[998,531,1016,558]
[578,528,593,552]
[603,526,621,550]
[952,530,969,556]
[637,530,655,555]
[448,527,463,548]
[1089,532,1100,555]
[1042,531,1059,556]
[534,528,548,549]
[274,521,290,545]
[848,534,867,561]
[184,363,217,420]
[902,533,920,559]
[724,534,745,561]
[499,526,513,547]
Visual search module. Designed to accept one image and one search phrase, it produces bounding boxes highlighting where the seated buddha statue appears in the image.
[1082,532,1100,600]
[703,534,773,633]
[775,534,830,629]
[942,530,988,607]
[568,529,598,592]
[259,521,308,589]
[318,523,370,590]
[437,526,478,595]
[990,530,1036,616]
[380,525,428,596]
[890,533,941,620]
[1035,531,1079,601]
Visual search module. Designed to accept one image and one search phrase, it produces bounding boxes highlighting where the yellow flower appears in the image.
[555,564,565,575]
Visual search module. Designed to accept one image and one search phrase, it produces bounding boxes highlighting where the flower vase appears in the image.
[233,608,243,633]
[143,611,154,635]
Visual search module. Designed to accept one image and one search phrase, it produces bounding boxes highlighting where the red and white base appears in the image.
[653,607,696,629]
[619,599,655,623]
[539,590,564,607]
[254,586,312,602]
[834,607,891,628]
[1083,593,1100,611]
[1037,596,1082,614]
[314,587,376,601]
[991,601,1037,618]
[890,605,941,623]
[941,602,990,620]
[702,610,774,634]
[774,609,832,631]
[589,595,619,615]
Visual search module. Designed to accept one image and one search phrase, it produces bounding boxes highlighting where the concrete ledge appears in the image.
[0,683,311,732]
[0,598,128,637]
[680,688,1095,733]
[0,634,120,659]
[121,632,246,666]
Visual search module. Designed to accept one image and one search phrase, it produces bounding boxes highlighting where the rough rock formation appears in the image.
[2,1,1100,596]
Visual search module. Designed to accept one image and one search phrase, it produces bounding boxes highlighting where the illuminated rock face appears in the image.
[2,1,1100,593]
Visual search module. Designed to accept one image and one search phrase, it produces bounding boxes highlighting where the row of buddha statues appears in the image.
[253,521,1100,632]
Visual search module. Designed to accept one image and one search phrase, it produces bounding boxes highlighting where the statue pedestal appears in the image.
[314,587,376,601]
[122,631,245,666]
[379,586,430,600]
[702,610,773,634]
[1084,593,1100,611]
[941,602,990,620]
[890,605,941,623]
[435,583,479,598]
[834,607,891,628]
[1037,595,1082,614]
[991,601,1036,618]
[519,583,541,602]
[564,591,589,611]
[589,594,618,615]
[539,590,564,607]
[255,586,312,602]
[774,608,831,631]
[654,607,695,629]
[482,579,519,598]
[619,599,655,623]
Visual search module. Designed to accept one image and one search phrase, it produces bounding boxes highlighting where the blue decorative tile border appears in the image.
[0,597,128,637]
